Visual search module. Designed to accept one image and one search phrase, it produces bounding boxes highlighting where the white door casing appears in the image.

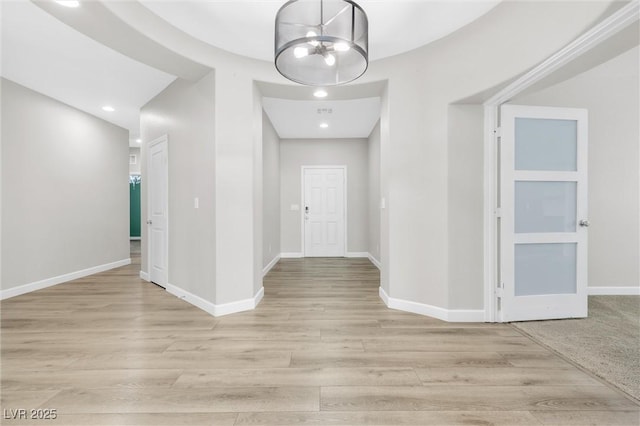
[500,105,588,322]
[303,166,346,257]
[148,135,169,287]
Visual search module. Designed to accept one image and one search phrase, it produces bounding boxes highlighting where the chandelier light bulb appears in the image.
[294,47,309,58]
[306,31,319,47]
[324,53,336,66]
[334,42,350,52]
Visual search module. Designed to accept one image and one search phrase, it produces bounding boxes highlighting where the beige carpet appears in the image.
[512,295,640,401]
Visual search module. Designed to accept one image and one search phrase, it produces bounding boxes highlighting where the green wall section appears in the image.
[130,178,141,237]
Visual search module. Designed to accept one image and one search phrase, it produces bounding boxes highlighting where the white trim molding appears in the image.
[588,286,640,296]
[263,255,281,277]
[129,237,141,241]
[280,252,304,258]
[379,286,390,305]
[140,271,150,281]
[368,253,382,270]
[346,252,369,258]
[485,1,639,106]
[483,105,498,323]
[0,259,131,300]
[379,287,485,323]
[166,283,265,317]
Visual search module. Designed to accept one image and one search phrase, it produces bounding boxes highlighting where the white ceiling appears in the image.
[263,97,381,139]
[1,0,502,144]
[0,0,176,143]
[139,0,501,62]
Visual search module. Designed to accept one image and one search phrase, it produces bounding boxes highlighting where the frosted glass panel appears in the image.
[515,181,577,233]
[515,243,577,296]
[515,118,577,171]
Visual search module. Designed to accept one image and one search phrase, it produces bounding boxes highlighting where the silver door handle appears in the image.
[579,219,590,227]
[147,220,153,225]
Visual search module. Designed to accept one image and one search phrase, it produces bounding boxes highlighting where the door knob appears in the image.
[579,219,590,227]
[147,220,153,225]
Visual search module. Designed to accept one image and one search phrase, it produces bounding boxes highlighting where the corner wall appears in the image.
[140,72,216,303]
[1,78,129,297]
[447,105,485,309]
[368,121,381,265]
[262,111,280,271]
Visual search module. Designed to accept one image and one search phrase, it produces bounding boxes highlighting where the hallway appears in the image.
[1,255,638,425]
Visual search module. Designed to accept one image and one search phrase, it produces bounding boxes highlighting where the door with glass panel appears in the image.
[500,105,588,322]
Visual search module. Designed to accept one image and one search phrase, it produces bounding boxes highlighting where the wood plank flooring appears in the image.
[1,249,638,425]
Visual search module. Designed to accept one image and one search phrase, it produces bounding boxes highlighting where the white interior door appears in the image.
[148,136,168,287]
[303,167,346,257]
[500,105,588,322]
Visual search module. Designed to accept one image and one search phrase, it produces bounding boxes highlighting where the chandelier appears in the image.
[275,0,369,86]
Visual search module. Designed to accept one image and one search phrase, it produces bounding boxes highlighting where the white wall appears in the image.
[140,72,217,303]
[262,111,280,268]
[214,69,262,305]
[129,147,141,174]
[447,105,485,309]
[1,78,129,294]
[280,138,369,255]
[514,46,640,291]
[368,121,381,264]
[253,85,264,295]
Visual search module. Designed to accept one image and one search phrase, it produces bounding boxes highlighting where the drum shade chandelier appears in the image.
[275,0,369,86]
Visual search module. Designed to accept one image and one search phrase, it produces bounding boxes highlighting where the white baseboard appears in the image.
[379,285,390,305]
[263,255,281,277]
[346,252,369,258]
[281,252,303,258]
[140,271,150,281]
[280,252,380,265]
[379,287,485,322]
[129,237,141,241]
[166,283,264,317]
[588,286,640,295]
[0,259,132,300]
[446,308,486,322]
[368,254,381,270]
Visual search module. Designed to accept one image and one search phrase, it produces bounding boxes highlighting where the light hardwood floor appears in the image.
[1,248,638,425]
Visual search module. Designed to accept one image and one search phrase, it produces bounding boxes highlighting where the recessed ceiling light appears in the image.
[314,89,328,98]
[55,0,80,7]
[102,106,115,112]
[136,139,142,143]
[319,123,329,129]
